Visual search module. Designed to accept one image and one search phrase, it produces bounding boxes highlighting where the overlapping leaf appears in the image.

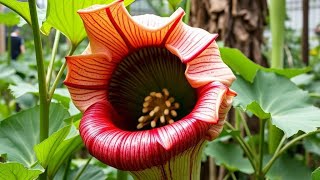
[220,47,310,82]
[205,141,254,174]
[0,103,69,167]
[41,0,135,47]
[232,71,320,137]
[0,163,42,180]
[0,0,31,25]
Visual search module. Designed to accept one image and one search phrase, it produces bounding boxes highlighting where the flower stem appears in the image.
[48,46,76,101]
[6,26,12,65]
[224,121,257,172]
[74,157,93,180]
[268,0,285,154]
[28,0,49,144]
[117,170,128,180]
[46,30,61,88]
[257,119,267,179]
[28,0,49,179]
[263,129,320,175]
[183,0,191,24]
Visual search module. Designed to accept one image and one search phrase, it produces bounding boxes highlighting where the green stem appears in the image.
[48,46,76,101]
[117,170,129,180]
[46,30,61,88]
[183,0,191,24]
[263,129,320,175]
[268,0,285,154]
[257,119,266,179]
[7,26,12,65]
[28,0,49,180]
[63,157,72,180]
[74,157,93,180]
[230,172,237,180]
[225,121,257,172]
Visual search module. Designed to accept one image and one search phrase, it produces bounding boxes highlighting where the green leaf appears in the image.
[9,84,71,108]
[303,134,320,156]
[312,167,320,180]
[0,64,15,79]
[34,125,71,168]
[205,141,254,174]
[0,0,31,25]
[41,0,135,47]
[54,164,105,180]
[34,124,83,178]
[168,0,183,9]
[0,12,20,26]
[0,103,69,167]
[232,71,320,137]
[220,47,310,82]
[47,131,83,178]
[0,162,42,180]
[266,155,311,180]
[9,82,38,98]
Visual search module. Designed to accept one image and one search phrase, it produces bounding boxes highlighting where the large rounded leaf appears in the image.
[41,0,135,47]
[0,103,69,167]
[232,70,320,137]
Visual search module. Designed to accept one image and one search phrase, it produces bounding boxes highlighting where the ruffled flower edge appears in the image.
[79,82,236,171]
[64,0,236,112]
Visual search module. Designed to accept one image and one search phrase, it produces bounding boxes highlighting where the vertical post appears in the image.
[302,0,309,65]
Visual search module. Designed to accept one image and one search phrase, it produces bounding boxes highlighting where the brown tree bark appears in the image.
[190,0,268,66]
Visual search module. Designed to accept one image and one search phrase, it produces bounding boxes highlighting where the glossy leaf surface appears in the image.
[0,103,69,167]
[205,141,254,174]
[220,47,310,82]
[41,0,134,47]
[0,162,42,180]
[232,71,320,137]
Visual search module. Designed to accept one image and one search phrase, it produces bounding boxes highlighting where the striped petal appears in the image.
[78,0,184,62]
[165,23,218,64]
[191,82,237,124]
[80,101,210,171]
[185,42,236,87]
[64,53,116,111]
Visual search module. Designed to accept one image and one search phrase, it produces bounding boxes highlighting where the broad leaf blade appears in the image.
[205,141,254,174]
[312,167,320,180]
[41,0,135,47]
[0,162,42,180]
[232,71,320,137]
[266,155,311,180]
[0,0,31,25]
[0,12,20,26]
[34,125,72,168]
[0,103,69,167]
[47,132,83,178]
[220,47,310,82]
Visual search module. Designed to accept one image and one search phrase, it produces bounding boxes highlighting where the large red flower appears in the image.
[64,0,236,179]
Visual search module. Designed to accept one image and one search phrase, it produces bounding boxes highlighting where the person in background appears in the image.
[7,26,25,60]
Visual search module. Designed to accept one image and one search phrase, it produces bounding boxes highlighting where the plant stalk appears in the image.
[183,0,191,24]
[7,26,12,65]
[257,119,266,179]
[28,0,49,179]
[46,30,61,88]
[263,129,320,175]
[268,0,285,154]
[74,157,93,180]
[48,46,76,101]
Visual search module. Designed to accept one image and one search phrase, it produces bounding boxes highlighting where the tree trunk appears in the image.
[190,0,268,66]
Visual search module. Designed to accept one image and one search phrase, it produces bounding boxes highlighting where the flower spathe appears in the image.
[64,0,236,179]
